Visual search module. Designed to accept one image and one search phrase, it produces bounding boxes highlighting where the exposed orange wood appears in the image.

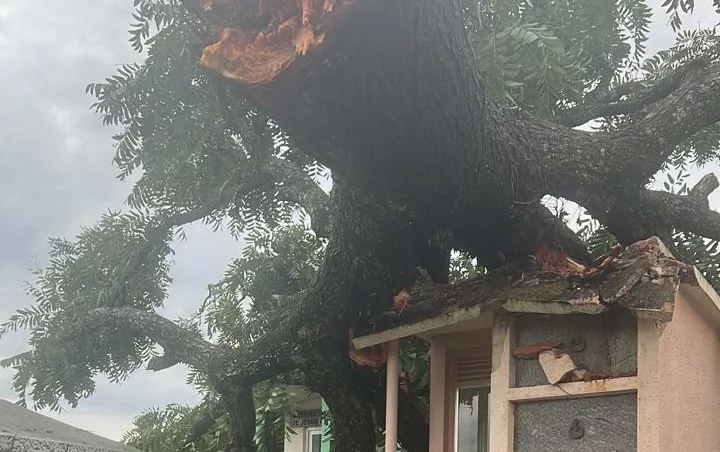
[199,0,334,85]
[512,340,562,359]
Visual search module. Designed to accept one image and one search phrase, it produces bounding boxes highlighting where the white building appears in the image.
[283,386,326,452]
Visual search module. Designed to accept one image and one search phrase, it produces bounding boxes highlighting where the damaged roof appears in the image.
[352,237,718,350]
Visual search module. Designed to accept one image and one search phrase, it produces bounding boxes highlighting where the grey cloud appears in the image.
[163,224,243,319]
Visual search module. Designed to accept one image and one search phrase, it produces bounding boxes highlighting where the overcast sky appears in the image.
[0,0,718,442]
[0,0,240,440]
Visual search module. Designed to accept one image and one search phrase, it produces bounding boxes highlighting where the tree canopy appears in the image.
[3,0,720,451]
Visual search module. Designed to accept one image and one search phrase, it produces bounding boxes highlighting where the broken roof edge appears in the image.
[353,237,720,350]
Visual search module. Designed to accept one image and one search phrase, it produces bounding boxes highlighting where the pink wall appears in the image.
[659,292,720,451]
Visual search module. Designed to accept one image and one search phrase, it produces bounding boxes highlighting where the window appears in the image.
[452,350,491,452]
[455,386,490,452]
[306,428,322,452]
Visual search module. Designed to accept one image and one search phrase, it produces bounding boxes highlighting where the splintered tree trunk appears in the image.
[199,0,604,267]
[200,0,568,266]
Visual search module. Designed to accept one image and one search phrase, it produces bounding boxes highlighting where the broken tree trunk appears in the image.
[192,0,611,268]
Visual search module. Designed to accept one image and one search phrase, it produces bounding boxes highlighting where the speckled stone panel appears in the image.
[0,436,133,452]
[2,436,131,452]
[0,435,14,452]
[12,436,67,452]
[66,445,104,452]
[514,311,637,386]
[514,394,637,452]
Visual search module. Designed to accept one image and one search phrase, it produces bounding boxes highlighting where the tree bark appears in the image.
[220,384,258,452]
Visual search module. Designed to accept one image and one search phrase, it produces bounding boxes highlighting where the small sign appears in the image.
[289,409,322,428]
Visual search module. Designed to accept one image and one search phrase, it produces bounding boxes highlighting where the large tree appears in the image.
[3,0,720,451]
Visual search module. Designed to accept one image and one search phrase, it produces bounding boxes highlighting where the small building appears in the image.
[283,386,329,452]
[0,398,141,452]
[283,386,402,452]
[351,237,720,452]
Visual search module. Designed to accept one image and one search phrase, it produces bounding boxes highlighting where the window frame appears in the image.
[306,427,322,452]
[454,384,491,452]
[448,346,492,452]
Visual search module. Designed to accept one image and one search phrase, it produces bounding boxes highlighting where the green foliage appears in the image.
[0,212,174,410]
[253,383,296,452]
[474,22,580,115]
[123,404,206,451]
[659,0,720,31]
[86,2,317,244]
[122,399,235,452]
[449,251,485,283]
[199,225,325,347]
[464,0,654,115]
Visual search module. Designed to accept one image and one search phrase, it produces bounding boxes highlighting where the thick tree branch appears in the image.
[690,173,720,199]
[493,100,720,244]
[497,60,720,191]
[626,60,720,151]
[220,384,257,452]
[66,307,222,371]
[557,59,706,127]
[189,0,603,269]
[183,0,720,263]
[641,190,720,239]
